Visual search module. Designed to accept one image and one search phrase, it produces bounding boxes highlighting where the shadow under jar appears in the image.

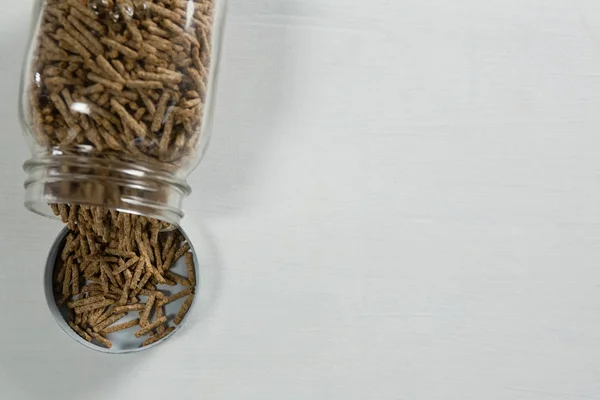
[19,0,226,225]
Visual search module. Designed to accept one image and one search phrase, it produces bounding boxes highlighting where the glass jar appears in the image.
[19,0,227,225]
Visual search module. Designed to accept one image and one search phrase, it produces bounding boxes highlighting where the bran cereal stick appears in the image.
[137,289,165,300]
[155,300,166,335]
[101,318,140,335]
[74,299,114,314]
[100,265,109,293]
[111,98,147,138]
[151,92,170,132]
[62,258,72,297]
[174,294,194,325]
[95,54,125,83]
[142,327,175,347]
[100,37,139,59]
[113,304,146,313]
[173,243,191,263]
[88,330,112,349]
[71,258,80,295]
[56,29,92,59]
[105,248,136,258]
[164,271,192,287]
[93,312,127,333]
[67,295,105,309]
[134,316,167,338]
[130,271,152,298]
[67,204,78,230]
[130,259,145,289]
[186,252,196,286]
[119,270,133,305]
[102,262,119,288]
[162,287,194,306]
[92,307,116,327]
[68,321,92,342]
[140,292,156,327]
[87,73,124,92]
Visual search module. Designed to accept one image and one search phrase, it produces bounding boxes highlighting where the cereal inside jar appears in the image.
[20,0,226,225]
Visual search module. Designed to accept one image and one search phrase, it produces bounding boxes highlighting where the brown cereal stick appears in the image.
[125,80,164,90]
[67,295,105,309]
[173,243,192,263]
[134,316,167,338]
[162,233,175,259]
[161,19,200,47]
[138,70,182,84]
[130,259,145,289]
[56,29,92,59]
[74,299,114,314]
[155,300,166,335]
[188,67,207,95]
[160,232,177,258]
[174,294,194,325]
[102,262,119,288]
[140,292,156,327]
[138,90,156,115]
[162,287,194,306]
[119,270,133,305]
[164,271,192,287]
[147,2,182,23]
[68,321,92,342]
[80,311,89,327]
[78,83,105,96]
[154,245,163,272]
[111,98,147,138]
[62,258,72,297]
[50,203,60,216]
[87,73,124,92]
[113,304,146,313]
[66,0,98,20]
[158,112,174,156]
[105,248,136,258]
[130,271,152,298]
[100,37,139,59]
[69,9,104,34]
[92,304,115,324]
[89,308,104,325]
[137,289,165,300]
[66,15,103,55]
[73,95,120,125]
[101,318,140,335]
[49,93,81,133]
[163,242,190,271]
[142,327,174,347]
[141,232,155,263]
[61,233,75,260]
[100,265,109,293]
[97,54,127,83]
[151,92,171,132]
[185,252,196,286]
[88,330,112,349]
[71,259,80,295]
[148,261,166,284]
[93,312,127,333]
[83,262,100,279]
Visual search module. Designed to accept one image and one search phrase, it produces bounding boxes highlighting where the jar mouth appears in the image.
[23,154,191,226]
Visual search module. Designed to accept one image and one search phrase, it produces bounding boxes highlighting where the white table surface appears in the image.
[2,0,600,398]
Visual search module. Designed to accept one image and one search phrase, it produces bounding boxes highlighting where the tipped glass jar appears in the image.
[19,0,226,225]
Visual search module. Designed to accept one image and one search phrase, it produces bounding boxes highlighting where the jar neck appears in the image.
[23,153,191,226]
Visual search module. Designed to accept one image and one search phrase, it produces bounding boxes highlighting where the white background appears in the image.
[2,0,600,398]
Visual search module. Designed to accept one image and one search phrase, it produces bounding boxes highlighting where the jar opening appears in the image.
[24,154,190,226]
